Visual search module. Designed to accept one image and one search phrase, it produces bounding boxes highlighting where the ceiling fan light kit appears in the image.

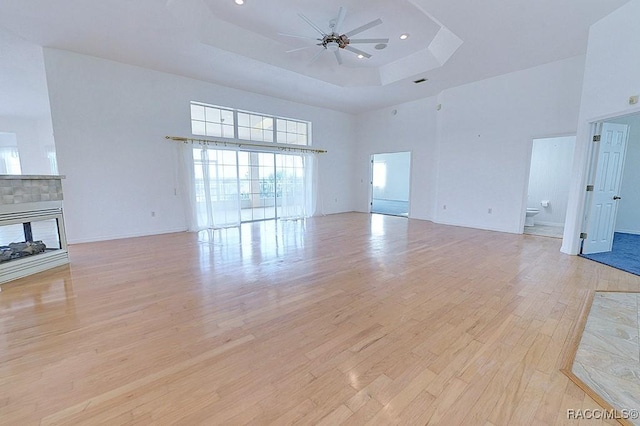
[280,7,389,65]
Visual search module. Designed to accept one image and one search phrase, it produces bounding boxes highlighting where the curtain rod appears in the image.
[165,136,327,154]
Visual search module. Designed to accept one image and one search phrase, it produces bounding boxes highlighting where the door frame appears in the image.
[563,106,640,255]
[369,151,412,217]
[520,134,577,233]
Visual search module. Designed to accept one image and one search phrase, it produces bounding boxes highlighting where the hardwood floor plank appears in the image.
[1,213,638,424]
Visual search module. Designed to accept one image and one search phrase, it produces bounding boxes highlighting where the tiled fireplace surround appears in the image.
[0,175,69,287]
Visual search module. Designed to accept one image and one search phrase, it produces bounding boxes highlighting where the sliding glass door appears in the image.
[192,147,309,229]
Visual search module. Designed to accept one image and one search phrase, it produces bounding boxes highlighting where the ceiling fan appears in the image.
[279,7,389,65]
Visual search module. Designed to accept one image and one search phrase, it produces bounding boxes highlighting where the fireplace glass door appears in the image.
[0,217,64,264]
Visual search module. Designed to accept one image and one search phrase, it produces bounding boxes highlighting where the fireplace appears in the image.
[0,175,69,287]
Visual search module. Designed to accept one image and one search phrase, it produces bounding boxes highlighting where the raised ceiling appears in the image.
[0,0,630,113]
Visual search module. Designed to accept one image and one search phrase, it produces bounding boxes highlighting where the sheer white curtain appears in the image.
[180,144,318,230]
[0,147,22,175]
[180,144,240,231]
[276,153,318,219]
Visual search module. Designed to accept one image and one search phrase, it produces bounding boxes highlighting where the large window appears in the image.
[190,102,310,146]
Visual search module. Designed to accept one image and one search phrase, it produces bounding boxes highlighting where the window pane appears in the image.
[277,132,286,143]
[221,109,234,125]
[237,151,249,166]
[286,132,297,144]
[206,122,222,137]
[263,117,273,130]
[238,127,250,140]
[191,104,205,121]
[221,124,234,138]
[250,114,262,128]
[286,120,297,133]
[297,122,307,135]
[263,129,273,142]
[192,120,206,136]
[250,127,262,141]
[221,150,236,164]
[237,112,250,127]
[205,107,221,123]
[222,165,237,180]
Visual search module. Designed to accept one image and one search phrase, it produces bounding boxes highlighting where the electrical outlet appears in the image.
[629,95,639,105]
[151,211,156,217]
[488,208,492,214]
[443,205,447,210]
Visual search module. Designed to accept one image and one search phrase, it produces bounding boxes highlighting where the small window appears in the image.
[190,102,310,146]
[276,119,308,145]
[191,103,235,139]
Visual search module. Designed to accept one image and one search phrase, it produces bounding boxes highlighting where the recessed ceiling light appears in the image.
[234,0,244,4]
[400,34,409,40]
[357,54,365,59]
[374,43,387,50]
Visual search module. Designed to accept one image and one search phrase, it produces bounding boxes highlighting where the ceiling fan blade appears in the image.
[348,38,389,44]
[278,32,320,41]
[333,7,347,34]
[344,18,382,37]
[334,49,343,65]
[309,48,325,65]
[298,13,327,37]
[286,45,317,53]
[344,45,371,58]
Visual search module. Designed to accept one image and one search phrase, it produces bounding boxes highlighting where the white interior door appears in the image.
[582,123,630,254]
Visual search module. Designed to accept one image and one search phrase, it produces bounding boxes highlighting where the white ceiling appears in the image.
[0,0,630,114]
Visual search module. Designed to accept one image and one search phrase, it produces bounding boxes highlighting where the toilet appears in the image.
[525,208,539,227]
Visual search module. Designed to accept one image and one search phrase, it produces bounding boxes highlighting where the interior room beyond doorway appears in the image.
[371,151,411,217]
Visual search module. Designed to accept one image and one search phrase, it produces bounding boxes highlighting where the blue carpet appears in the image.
[371,199,408,217]
[580,232,640,276]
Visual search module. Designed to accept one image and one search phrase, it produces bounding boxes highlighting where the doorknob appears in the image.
[613,196,622,200]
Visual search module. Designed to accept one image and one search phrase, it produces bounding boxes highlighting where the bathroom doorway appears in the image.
[524,135,576,238]
[370,152,411,217]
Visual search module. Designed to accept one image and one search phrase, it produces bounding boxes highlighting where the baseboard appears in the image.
[434,218,519,234]
[535,220,564,227]
[67,227,188,245]
[372,198,409,203]
[614,228,640,236]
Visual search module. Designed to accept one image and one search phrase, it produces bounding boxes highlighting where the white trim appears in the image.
[614,228,640,235]
[66,227,189,245]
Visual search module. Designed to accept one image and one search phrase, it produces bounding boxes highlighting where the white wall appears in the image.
[435,56,584,233]
[44,49,356,244]
[372,152,411,201]
[356,56,584,232]
[612,114,640,234]
[527,136,576,226]
[562,0,640,254]
[355,97,439,220]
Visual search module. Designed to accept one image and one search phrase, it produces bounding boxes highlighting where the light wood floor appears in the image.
[1,213,639,425]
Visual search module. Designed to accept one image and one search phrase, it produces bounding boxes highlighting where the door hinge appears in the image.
[586,185,594,192]
[580,232,587,239]
[593,135,601,142]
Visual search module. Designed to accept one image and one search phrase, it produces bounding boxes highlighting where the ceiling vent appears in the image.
[413,78,428,84]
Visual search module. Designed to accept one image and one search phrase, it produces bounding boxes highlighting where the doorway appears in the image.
[370,152,411,217]
[579,112,640,275]
[523,136,575,238]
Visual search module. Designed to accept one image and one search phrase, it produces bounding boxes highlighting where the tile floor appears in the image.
[572,292,640,425]
[524,224,564,238]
